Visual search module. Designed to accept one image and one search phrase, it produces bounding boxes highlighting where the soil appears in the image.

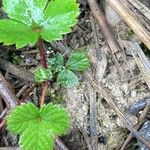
[0,0,150,150]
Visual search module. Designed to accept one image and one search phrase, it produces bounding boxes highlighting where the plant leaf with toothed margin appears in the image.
[0,19,39,48]
[7,103,70,150]
[0,0,80,48]
[66,52,90,71]
[57,69,79,88]
[7,103,39,134]
[34,67,52,83]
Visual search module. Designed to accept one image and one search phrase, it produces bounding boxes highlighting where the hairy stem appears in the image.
[37,38,48,68]
[37,39,49,107]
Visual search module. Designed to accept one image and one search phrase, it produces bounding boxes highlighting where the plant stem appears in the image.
[37,38,48,68]
[37,38,49,107]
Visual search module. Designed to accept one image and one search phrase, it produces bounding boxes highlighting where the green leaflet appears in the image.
[34,67,52,82]
[66,52,90,71]
[7,103,39,134]
[1,0,80,48]
[3,0,47,25]
[57,69,79,88]
[19,123,54,150]
[7,103,70,150]
[0,19,39,48]
[48,52,64,67]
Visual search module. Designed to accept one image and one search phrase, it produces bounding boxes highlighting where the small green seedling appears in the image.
[35,52,90,87]
[7,103,70,150]
[0,0,89,149]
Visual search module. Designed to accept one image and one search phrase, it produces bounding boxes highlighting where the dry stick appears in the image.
[84,72,150,149]
[127,0,150,21]
[106,0,150,49]
[81,128,93,150]
[88,85,98,150]
[87,0,124,80]
[87,0,122,54]
[0,58,35,83]
[0,72,18,109]
[125,41,150,89]
[121,103,150,150]
[55,138,69,150]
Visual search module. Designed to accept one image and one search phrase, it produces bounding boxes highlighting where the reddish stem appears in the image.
[0,120,5,129]
[37,38,48,68]
[37,39,49,107]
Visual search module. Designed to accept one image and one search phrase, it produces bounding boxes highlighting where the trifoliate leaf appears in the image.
[7,103,39,134]
[66,52,90,71]
[34,67,52,83]
[57,69,79,88]
[1,0,80,48]
[7,103,70,150]
[19,123,54,150]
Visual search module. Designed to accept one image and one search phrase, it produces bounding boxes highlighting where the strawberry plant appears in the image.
[35,52,90,87]
[0,0,90,149]
[7,103,70,150]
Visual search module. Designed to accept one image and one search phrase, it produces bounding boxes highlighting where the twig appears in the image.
[0,119,5,129]
[0,58,34,83]
[125,41,150,89]
[20,84,36,103]
[106,0,150,49]
[127,0,150,21]
[121,102,150,150]
[87,0,124,80]
[0,147,20,150]
[55,138,69,150]
[0,109,7,119]
[0,72,18,109]
[39,81,49,107]
[88,85,98,150]
[81,128,93,150]
[16,84,29,98]
[87,0,122,54]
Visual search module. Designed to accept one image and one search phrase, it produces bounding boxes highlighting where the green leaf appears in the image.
[7,103,39,134]
[0,19,39,48]
[3,0,48,25]
[48,53,65,72]
[40,0,80,41]
[40,103,70,135]
[57,69,79,88]
[66,52,90,71]
[19,123,54,150]
[7,103,70,150]
[34,67,52,83]
[1,0,80,48]
[48,53,64,67]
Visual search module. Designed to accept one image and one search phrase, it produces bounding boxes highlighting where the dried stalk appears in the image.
[87,0,122,54]
[0,72,18,109]
[0,58,34,83]
[127,0,150,21]
[106,0,150,49]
